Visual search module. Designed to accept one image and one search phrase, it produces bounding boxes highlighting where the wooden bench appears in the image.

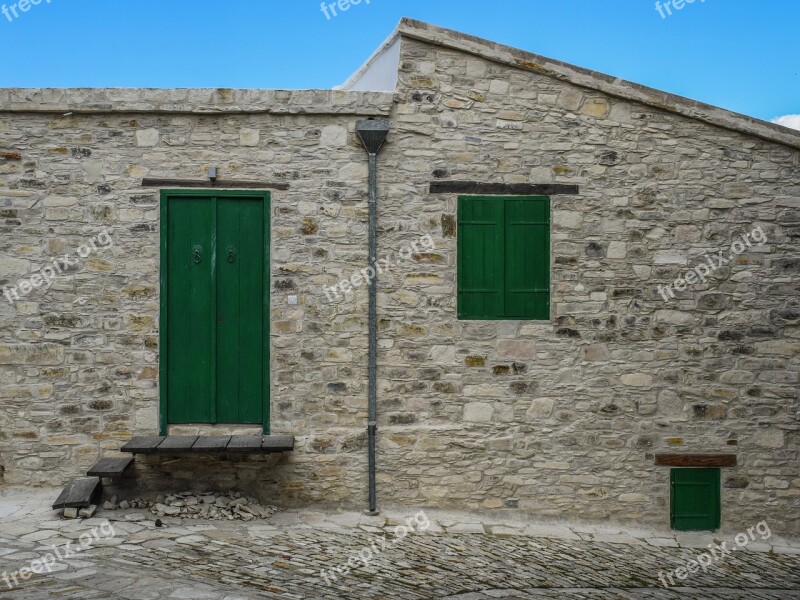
[120,435,295,455]
[53,436,293,515]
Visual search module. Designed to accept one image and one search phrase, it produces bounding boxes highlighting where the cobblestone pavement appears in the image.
[1,488,799,599]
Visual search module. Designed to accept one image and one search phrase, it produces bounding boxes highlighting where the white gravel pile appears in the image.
[104,491,278,521]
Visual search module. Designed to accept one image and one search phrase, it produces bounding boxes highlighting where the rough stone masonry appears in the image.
[0,19,798,533]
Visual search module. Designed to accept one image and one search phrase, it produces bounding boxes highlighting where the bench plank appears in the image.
[157,436,199,453]
[226,435,264,452]
[262,435,295,451]
[87,456,134,478]
[191,436,232,452]
[53,477,101,509]
[121,436,165,453]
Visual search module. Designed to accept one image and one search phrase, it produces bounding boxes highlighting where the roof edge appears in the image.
[0,88,395,116]
[396,18,800,151]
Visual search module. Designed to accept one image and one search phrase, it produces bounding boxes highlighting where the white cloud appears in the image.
[772,115,800,131]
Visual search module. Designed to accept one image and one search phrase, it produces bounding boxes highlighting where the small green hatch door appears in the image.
[670,468,721,531]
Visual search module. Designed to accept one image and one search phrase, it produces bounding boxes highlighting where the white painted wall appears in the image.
[340,37,400,92]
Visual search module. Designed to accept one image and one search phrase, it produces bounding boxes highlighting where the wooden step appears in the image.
[87,456,134,478]
[52,477,101,510]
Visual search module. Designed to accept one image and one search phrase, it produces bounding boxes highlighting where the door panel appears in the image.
[166,197,215,424]
[216,199,264,423]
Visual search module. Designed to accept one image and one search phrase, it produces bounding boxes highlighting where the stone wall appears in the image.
[0,35,798,533]
[0,90,392,506]
[369,37,799,533]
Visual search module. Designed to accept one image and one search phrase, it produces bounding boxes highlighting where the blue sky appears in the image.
[0,0,797,124]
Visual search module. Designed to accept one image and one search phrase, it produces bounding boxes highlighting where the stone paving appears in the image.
[1,488,799,599]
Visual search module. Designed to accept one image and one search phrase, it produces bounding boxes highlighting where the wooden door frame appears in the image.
[159,189,271,435]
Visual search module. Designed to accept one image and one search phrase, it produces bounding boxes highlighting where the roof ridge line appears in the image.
[395,18,800,151]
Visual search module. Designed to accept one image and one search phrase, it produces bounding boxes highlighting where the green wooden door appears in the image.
[670,468,721,531]
[160,191,270,434]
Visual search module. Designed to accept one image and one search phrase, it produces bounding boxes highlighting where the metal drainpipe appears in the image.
[356,119,390,516]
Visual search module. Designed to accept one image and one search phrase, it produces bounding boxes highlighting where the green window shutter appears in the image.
[670,468,721,531]
[458,196,504,319]
[505,197,550,319]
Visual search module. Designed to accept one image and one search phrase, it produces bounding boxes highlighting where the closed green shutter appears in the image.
[458,197,504,319]
[458,196,550,320]
[670,468,721,531]
[505,197,550,319]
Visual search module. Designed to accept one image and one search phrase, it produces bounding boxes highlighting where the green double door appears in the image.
[160,191,270,434]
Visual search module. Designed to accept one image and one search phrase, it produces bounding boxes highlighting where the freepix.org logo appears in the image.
[2,229,114,305]
[2,0,53,23]
[320,0,371,21]
[656,226,766,303]
[2,520,116,590]
[655,0,706,20]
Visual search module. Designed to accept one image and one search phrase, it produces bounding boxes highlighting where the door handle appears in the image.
[192,245,203,264]
[227,245,237,263]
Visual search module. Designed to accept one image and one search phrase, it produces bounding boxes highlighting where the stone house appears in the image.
[0,19,798,533]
